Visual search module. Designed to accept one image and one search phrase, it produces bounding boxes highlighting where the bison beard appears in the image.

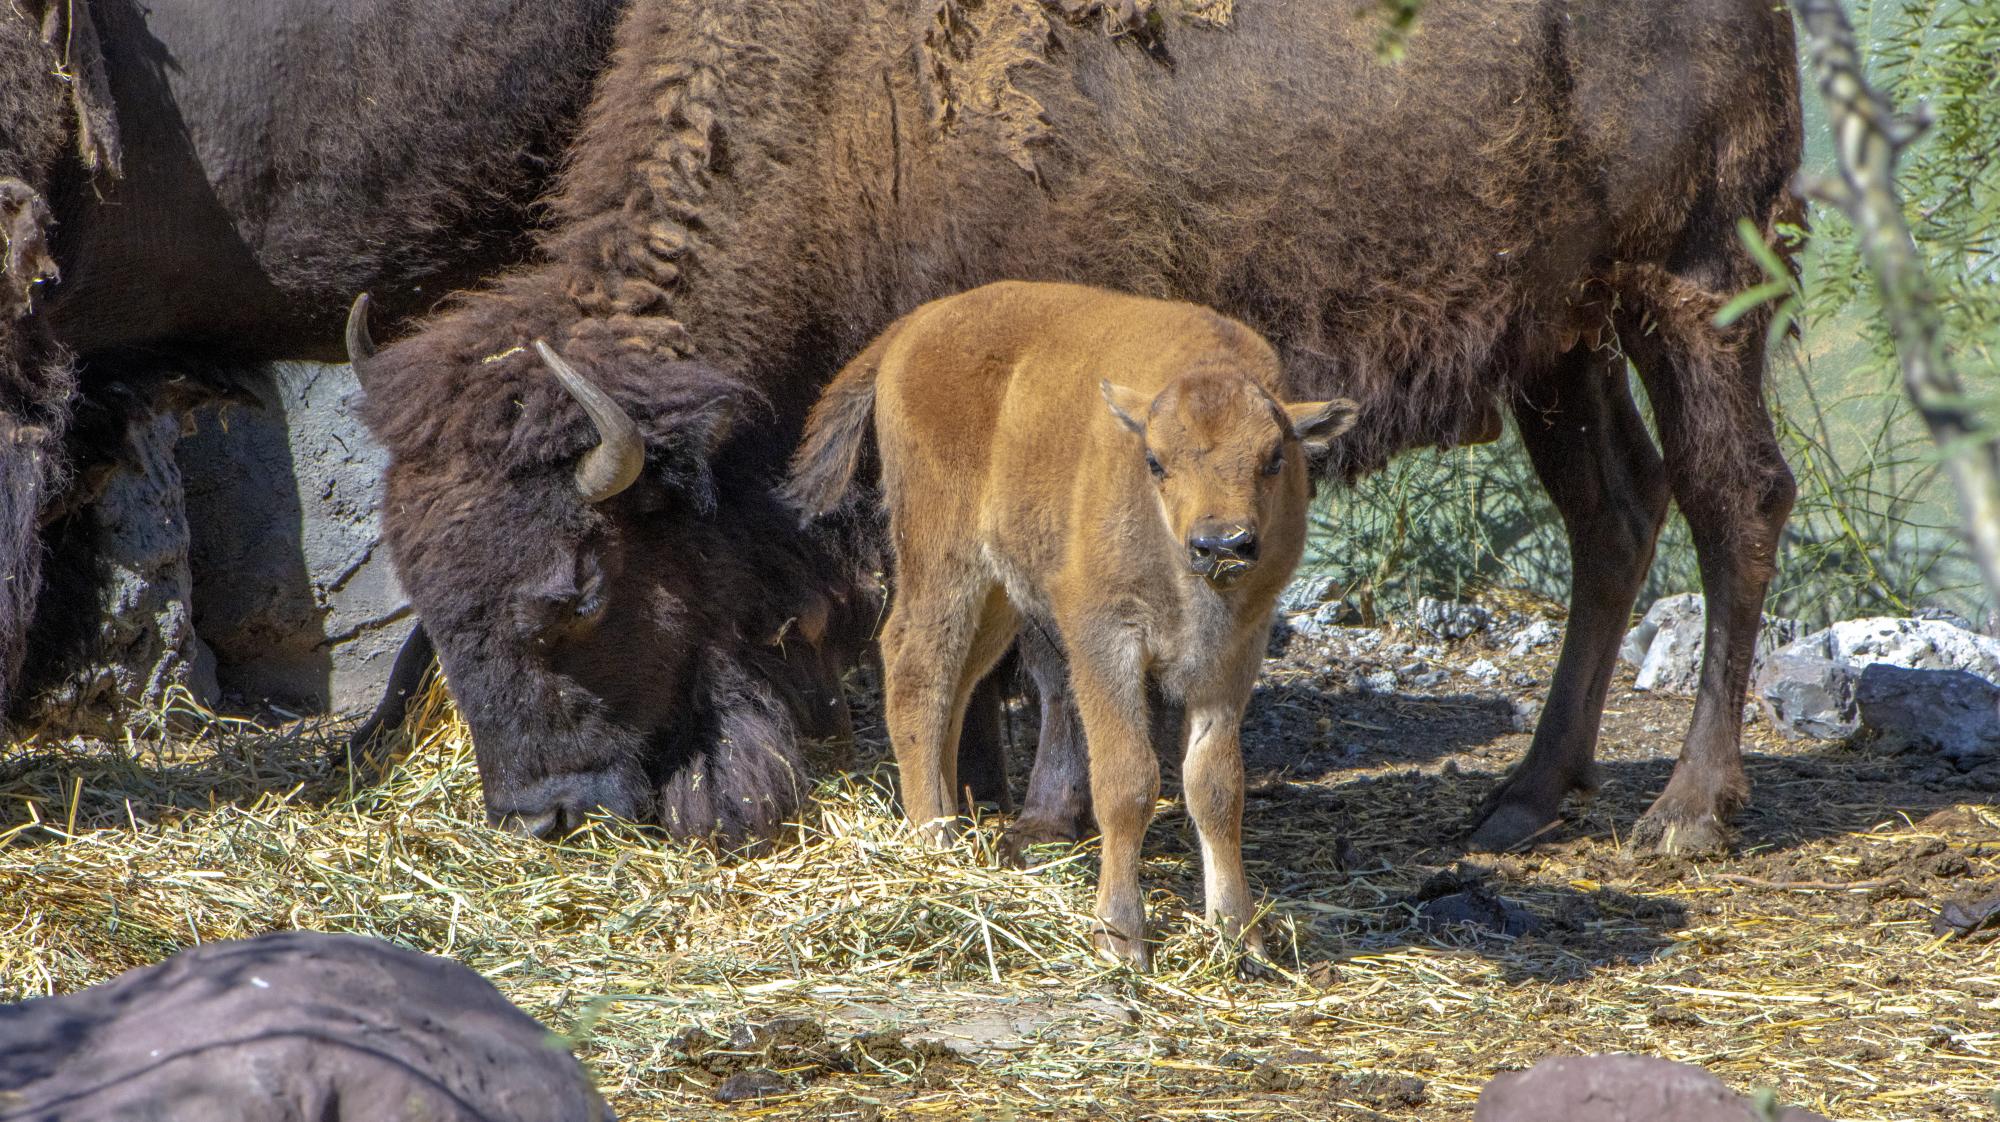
[360,0,1804,852]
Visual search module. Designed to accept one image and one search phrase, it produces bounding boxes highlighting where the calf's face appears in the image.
[1102,373,1355,587]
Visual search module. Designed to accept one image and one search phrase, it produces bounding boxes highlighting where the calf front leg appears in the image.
[1069,639,1158,971]
[1182,686,1263,963]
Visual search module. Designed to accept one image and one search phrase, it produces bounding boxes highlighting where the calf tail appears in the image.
[781,326,895,522]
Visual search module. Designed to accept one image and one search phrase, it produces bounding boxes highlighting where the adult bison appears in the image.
[350,0,1803,854]
[0,0,1013,819]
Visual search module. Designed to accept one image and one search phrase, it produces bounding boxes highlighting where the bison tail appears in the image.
[781,329,893,523]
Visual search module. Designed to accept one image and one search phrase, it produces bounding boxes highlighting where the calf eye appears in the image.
[1145,451,1167,479]
[1263,445,1285,476]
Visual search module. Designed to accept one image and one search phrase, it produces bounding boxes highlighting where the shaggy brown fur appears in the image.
[788,282,1353,969]
[361,0,1803,853]
[1,5,87,706]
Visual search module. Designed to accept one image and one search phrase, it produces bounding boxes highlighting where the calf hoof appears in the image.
[1235,952,1278,982]
[997,814,1087,868]
[1091,923,1152,972]
[912,814,965,848]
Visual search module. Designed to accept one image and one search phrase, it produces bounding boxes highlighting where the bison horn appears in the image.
[345,292,376,365]
[534,339,644,503]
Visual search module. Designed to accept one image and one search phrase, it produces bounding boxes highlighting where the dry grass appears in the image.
[3,624,1998,1120]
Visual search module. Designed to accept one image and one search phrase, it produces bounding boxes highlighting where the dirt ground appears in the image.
[2,603,1998,1120]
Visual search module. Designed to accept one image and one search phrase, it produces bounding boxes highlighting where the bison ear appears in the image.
[1100,380,1150,436]
[1285,398,1359,452]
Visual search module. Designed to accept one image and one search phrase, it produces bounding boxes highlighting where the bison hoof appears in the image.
[996,815,1087,868]
[1465,798,1564,853]
[1628,808,1732,857]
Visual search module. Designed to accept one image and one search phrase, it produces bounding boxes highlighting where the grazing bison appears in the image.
[788,281,1354,968]
[0,0,1010,822]
[351,0,1802,854]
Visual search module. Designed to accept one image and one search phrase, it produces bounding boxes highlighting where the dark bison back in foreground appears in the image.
[0,931,609,1121]
[355,0,1802,851]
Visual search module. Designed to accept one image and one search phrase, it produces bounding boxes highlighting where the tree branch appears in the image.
[1791,0,2000,604]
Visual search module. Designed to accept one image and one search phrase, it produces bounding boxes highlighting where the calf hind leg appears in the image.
[880,571,1018,839]
[1468,345,1669,852]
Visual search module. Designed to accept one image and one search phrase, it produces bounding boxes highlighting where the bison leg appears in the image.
[1468,345,1668,852]
[880,565,1016,841]
[1067,628,1157,971]
[1618,288,1794,856]
[1182,664,1265,967]
[999,622,1094,864]
[956,656,1014,812]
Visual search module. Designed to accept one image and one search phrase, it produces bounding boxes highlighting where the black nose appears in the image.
[1188,526,1258,572]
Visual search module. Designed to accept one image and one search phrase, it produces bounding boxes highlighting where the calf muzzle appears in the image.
[1187,525,1259,583]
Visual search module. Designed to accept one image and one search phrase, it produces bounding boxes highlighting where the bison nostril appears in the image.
[496,808,562,839]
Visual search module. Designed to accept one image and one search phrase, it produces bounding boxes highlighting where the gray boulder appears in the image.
[26,413,217,732]
[1475,1054,1828,1122]
[1756,618,2000,763]
[1622,594,1801,695]
[1415,596,1490,641]
[180,362,413,716]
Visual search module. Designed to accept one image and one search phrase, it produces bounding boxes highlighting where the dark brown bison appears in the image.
[350,0,1803,854]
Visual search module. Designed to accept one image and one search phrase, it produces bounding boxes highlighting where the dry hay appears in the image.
[3,616,1998,1120]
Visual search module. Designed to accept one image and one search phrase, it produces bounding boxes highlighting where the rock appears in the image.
[1785,616,2000,678]
[1757,618,2000,761]
[1475,1054,1828,1122]
[1409,866,1541,938]
[1416,596,1490,641]
[1508,620,1560,657]
[1279,572,1339,615]
[0,931,610,1122]
[1625,594,1802,695]
[711,1069,790,1103]
[1416,890,1541,937]
[25,412,218,732]
[1933,892,2000,938]
[1360,669,1400,693]
[1855,664,2000,764]
[1464,658,1501,684]
[1288,596,1362,641]
[1756,654,1858,740]
[180,362,413,715]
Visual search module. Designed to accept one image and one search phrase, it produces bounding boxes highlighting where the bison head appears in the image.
[1101,371,1355,589]
[348,296,855,842]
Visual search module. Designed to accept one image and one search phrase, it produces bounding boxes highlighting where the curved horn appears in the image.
[345,293,376,365]
[534,339,644,504]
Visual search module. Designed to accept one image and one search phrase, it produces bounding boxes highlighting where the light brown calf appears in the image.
[786,281,1354,970]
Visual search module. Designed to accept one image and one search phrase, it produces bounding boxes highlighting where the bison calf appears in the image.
[788,281,1353,970]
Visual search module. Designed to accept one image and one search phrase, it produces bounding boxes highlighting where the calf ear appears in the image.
[1285,398,1359,452]
[1100,380,1150,435]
